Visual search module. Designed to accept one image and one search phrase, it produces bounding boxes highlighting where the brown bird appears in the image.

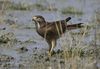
[32,15,83,56]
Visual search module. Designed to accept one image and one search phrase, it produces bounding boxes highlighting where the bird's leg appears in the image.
[48,39,56,57]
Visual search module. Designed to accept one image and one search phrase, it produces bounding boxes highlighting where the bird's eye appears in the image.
[37,17,41,19]
[36,17,42,21]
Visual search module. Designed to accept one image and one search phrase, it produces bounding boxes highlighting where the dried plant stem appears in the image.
[77,24,87,47]
[94,12,99,69]
[1,0,6,14]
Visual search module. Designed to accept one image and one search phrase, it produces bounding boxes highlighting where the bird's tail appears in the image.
[66,23,84,30]
[65,17,71,22]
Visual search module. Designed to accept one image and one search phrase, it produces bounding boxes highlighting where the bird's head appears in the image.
[32,15,46,23]
[32,15,46,29]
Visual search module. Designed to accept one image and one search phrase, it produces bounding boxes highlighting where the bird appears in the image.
[32,15,83,56]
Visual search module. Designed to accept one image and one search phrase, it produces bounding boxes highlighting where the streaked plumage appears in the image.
[32,15,83,56]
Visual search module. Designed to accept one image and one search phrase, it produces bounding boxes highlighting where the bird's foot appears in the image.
[47,51,52,57]
[47,50,56,57]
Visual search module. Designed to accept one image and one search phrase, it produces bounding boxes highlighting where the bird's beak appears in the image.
[32,16,37,21]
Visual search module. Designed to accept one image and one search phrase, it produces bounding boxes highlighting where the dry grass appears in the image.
[0,0,99,69]
[61,6,83,15]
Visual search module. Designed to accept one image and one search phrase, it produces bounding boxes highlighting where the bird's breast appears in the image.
[36,22,41,29]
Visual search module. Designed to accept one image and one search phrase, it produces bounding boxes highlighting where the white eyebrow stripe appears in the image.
[33,17,37,19]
